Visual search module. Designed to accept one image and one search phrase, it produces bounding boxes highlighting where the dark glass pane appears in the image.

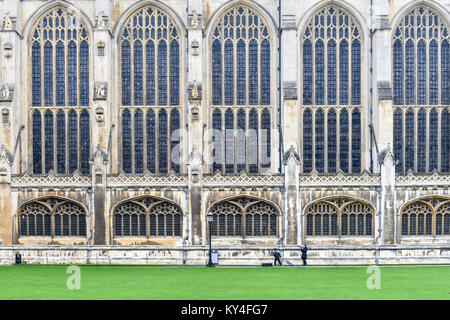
[158,41,167,105]
[225,109,234,173]
[249,40,258,105]
[44,111,54,173]
[157,215,164,236]
[442,109,450,172]
[303,40,313,105]
[327,40,336,105]
[236,109,246,172]
[405,40,415,105]
[331,214,338,236]
[149,214,156,236]
[341,214,348,236]
[33,112,42,174]
[393,40,403,105]
[394,109,403,172]
[303,109,313,173]
[170,109,180,173]
[260,40,270,105]
[134,109,144,173]
[68,42,77,106]
[56,111,66,174]
[63,214,70,236]
[351,40,361,105]
[158,109,168,173]
[340,109,349,172]
[323,214,329,236]
[315,40,324,105]
[146,41,155,105]
[405,110,414,172]
[409,214,416,235]
[401,214,408,235]
[78,215,86,236]
[417,109,426,172]
[44,42,53,106]
[306,214,313,236]
[237,40,246,105]
[79,41,89,106]
[261,109,271,170]
[417,40,426,105]
[429,109,439,171]
[71,214,78,236]
[224,40,234,106]
[212,109,222,173]
[442,40,450,105]
[429,41,438,105]
[134,41,143,105]
[248,109,258,173]
[365,214,372,236]
[417,214,424,235]
[349,214,356,235]
[339,40,348,105]
[436,214,442,235]
[122,109,132,173]
[315,109,325,172]
[146,109,156,172]
[212,39,222,105]
[68,110,78,173]
[55,214,61,236]
[351,109,361,173]
[55,42,65,106]
[327,109,337,172]
[32,42,41,106]
[121,41,131,105]
[80,110,90,174]
[170,40,179,105]
[174,214,181,237]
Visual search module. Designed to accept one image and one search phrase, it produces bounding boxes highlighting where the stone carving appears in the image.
[283,146,300,165]
[190,39,200,56]
[189,10,202,28]
[0,145,12,184]
[300,170,381,187]
[91,145,108,173]
[2,14,13,31]
[95,11,109,28]
[3,43,12,58]
[188,81,202,101]
[95,106,105,123]
[94,82,107,100]
[0,84,13,101]
[11,171,92,188]
[188,146,203,184]
[283,82,298,100]
[377,81,393,100]
[203,171,284,188]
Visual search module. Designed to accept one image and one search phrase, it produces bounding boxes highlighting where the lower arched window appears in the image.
[114,196,182,237]
[305,197,374,237]
[209,196,279,237]
[19,197,86,237]
[401,197,450,237]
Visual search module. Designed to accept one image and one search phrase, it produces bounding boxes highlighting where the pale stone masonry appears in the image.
[0,0,449,265]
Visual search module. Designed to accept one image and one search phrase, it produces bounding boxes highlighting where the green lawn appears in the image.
[0,265,449,300]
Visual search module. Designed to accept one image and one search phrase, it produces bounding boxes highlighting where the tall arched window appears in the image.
[301,6,362,173]
[113,196,182,237]
[120,6,181,174]
[392,6,450,173]
[305,197,374,237]
[401,197,450,237]
[31,7,90,174]
[209,196,279,237]
[19,197,86,238]
[210,6,272,174]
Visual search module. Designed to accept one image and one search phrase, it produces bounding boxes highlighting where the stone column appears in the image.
[90,145,108,245]
[371,2,393,171]
[379,145,396,244]
[187,1,203,245]
[0,145,13,245]
[283,147,300,245]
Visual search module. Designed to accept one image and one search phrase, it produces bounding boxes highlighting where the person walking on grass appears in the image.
[273,248,282,266]
[301,245,308,266]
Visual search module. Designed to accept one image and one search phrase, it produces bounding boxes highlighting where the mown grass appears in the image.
[0,265,449,300]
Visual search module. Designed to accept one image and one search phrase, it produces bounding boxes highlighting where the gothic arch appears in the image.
[17,196,88,238]
[111,195,183,237]
[207,195,281,237]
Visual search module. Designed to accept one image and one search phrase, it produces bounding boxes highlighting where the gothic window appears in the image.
[114,196,182,237]
[31,7,90,174]
[401,197,450,237]
[19,197,86,237]
[392,6,450,173]
[209,197,279,237]
[301,6,363,173]
[305,197,374,237]
[210,6,272,174]
[120,6,181,174]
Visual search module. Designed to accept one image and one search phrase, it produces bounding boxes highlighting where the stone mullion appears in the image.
[348,108,352,172]
[131,109,135,174]
[52,109,57,173]
[143,109,148,173]
[312,38,316,106]
[324,109,328,173]
[336,108,340,172]
[258,109,262,173]
[312,109,316,171]
[437,109,441,171]
[221,109,225,173]
[245,109,249,173]
[233,109,237,173]
[130,39,135,107]
[40,110,45,173]
[426,109,430,172]
[414,108,418,172]
[167,109,172,173]
[402,108,406,173]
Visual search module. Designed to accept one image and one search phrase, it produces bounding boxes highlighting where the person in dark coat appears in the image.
[301,245,308,266]
[273,249,282,266]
